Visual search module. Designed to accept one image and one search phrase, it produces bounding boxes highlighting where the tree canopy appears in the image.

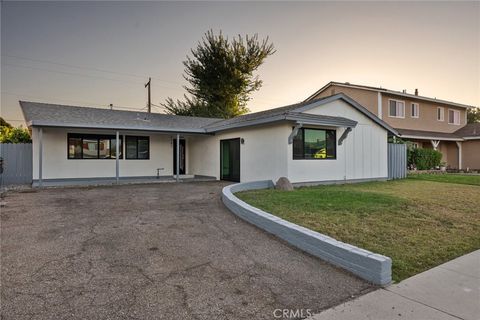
[162,30,275,119]
[467,107,480,124]
[0,117,12,128]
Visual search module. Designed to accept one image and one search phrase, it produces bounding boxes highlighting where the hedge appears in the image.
[408,148,442,170]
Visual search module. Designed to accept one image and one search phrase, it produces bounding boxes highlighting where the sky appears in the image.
[1,1,479,126]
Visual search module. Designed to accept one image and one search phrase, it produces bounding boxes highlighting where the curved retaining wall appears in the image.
[222,180,392,285]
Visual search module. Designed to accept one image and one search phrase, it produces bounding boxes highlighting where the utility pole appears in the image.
[145,77,151,113]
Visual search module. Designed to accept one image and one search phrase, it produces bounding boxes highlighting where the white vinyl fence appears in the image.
[388,143,407,180]
[0,143,32,186]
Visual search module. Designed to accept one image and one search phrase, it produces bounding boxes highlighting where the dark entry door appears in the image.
[173,139,186,175]
[220,138,240,182]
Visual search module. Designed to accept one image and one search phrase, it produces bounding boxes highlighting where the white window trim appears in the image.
[411,103,419,118]
[388,99,405,118]
[448,108,461,125]
[437,107,445,121]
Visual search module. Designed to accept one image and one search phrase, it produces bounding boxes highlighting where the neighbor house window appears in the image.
[388,99,405,118]
[68,134,122,159]
[448,109,460,125]
[126,136,150,159]
[411,103,419,118]
[293,128,336,160]
[437,107,445,121]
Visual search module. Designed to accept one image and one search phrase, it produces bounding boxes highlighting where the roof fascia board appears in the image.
[399,134,463,141]
[462,136,480,140]
[29,121,211,134]
[285,114,357,127]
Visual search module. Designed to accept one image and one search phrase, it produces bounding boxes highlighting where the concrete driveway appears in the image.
[1,182,372,319]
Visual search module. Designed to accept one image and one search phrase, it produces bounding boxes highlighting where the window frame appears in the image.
[448,109,461,125]
[388,99,405,118]
[437,107,445,121]
[125,135,150,160]
[292,127,337,160]
[411,103,419,118]
[67,133,123,160]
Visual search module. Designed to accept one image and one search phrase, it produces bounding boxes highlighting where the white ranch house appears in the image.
[20,94,398,187]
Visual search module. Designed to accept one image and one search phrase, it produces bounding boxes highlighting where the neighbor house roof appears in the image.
[19,94,398,135]
[305,81,475,109]
[397,125,480,141]
[396,129,464,141]
[454,123,480,139]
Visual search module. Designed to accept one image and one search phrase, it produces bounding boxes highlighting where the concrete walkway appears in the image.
[310,250,480,320]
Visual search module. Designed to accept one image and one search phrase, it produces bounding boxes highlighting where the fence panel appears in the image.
[0,143,33,186]
[388,143,407,180]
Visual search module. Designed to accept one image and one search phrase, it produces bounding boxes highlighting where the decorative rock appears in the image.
[275,177,293,191]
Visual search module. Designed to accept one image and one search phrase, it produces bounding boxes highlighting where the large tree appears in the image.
[162,30,275,118]
[467,107,480,123]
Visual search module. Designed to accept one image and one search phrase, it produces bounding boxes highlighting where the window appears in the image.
[411,103,419,118]
[67,134,122,159]
[293,128,336,160]
[388,99,405,118]
[448,109,460,125]
[437,107,444,121]
[125,136,150,159]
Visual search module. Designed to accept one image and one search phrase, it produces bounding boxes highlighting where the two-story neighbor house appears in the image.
[306,82,479,170]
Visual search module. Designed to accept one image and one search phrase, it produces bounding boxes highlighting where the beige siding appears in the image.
[311,85,378,115]
[382,94,466,133]
[463,140,480,170]
[311,84,467,133]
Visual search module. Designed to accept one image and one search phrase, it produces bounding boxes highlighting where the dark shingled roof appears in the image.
[455,123,480,137]
[19,93,397,134]
[396,128,463,140]
[20,101,221,133]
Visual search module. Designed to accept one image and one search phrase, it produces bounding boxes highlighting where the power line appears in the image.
[1,91,147,112]
[3,63,185,92]
[2,54,183,86]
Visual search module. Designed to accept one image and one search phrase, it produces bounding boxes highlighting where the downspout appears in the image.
[455,141,462,170]
[377,92,383,119]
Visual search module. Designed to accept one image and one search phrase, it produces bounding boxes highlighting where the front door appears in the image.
[173,139,186,175]
[220,138,240,182]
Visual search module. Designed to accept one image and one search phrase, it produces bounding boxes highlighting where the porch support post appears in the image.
[430,140,440,150]
[116,131,120,184]
[456,141,462,170]
[38,127,43,187]
[176,133,180,182]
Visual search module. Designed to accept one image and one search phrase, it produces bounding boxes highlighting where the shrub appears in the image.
[0,126,32,143]
[408,148,442,170]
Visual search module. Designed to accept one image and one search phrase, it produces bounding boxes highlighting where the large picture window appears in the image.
[68,134,122,159]
[293,128,336,160]
[126,136,150,159]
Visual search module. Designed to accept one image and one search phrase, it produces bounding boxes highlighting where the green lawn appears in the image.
[236,179,480,282]
[408,173,480,186]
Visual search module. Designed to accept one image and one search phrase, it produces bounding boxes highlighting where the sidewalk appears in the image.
[310,250,480,320]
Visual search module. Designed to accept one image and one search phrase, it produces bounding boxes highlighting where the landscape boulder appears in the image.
[275,177,294,191]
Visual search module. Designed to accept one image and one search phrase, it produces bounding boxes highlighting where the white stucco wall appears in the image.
[32,127,180,180]
[31,99,388,183]
[189,123,290,182]
[287,99,388,183]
